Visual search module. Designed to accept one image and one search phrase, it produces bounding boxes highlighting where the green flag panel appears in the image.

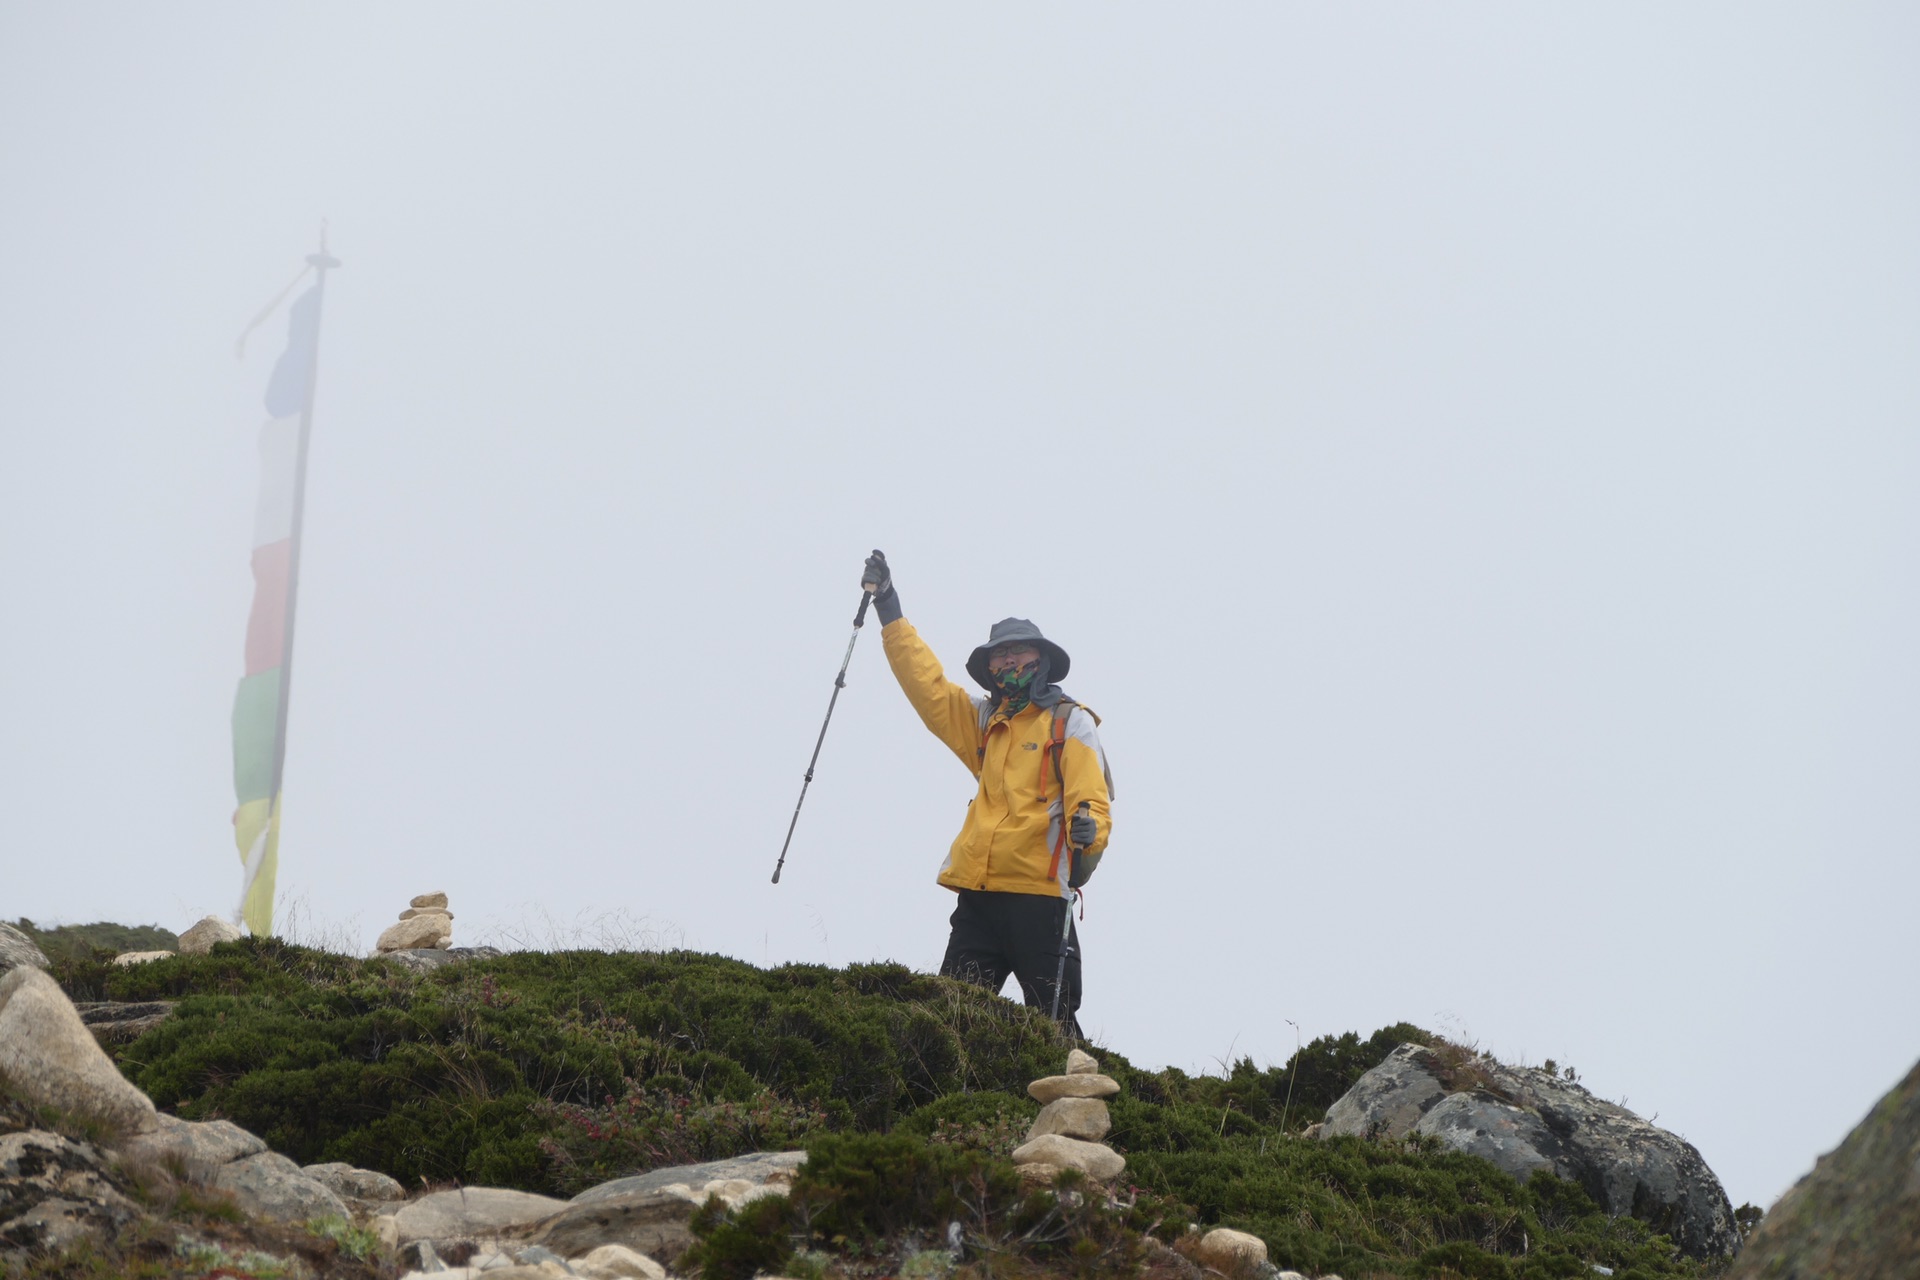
[232,667,284,806]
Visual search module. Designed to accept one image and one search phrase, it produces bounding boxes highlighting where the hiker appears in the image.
[860,551,1113,1030]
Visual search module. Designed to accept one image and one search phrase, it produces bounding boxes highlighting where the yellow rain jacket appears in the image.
[882,618,1112,898]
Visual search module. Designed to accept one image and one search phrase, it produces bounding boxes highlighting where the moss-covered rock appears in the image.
[1728,1056,1920,1279]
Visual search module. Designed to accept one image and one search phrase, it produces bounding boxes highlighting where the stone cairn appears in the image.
[375,893,454,954]
[1011,1048,1126,1184]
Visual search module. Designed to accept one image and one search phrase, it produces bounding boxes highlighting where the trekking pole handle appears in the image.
[853,584,873,628]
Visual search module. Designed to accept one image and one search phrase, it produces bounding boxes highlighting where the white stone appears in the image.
[1027,1073,1120,1104]
[0,923,49,976]
[112,951,174,966]
[1196,1227,1268,1270]
[392,1186,569,1242]
[411,892,450,909]
[372,1214,400,1247]
[1026,1097,1111,1142]
[1065,1048,1099,1075]
[210,1150,351,1223]
[302,1160,406,1202]
[119,1113,265,1170]
[400,907,456,921]
[1010,1133,1125,1181]
[376,914,454,953]
[572,1244,668,1280]
[177,916,244,955]
[0,967,157,1135]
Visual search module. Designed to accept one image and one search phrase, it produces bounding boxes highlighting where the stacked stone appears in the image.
[1011,1048,1126,1184]
[375,893,454,953]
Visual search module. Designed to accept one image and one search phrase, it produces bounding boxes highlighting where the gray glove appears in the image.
[1069,808,1096,850]
[861,550,901,625]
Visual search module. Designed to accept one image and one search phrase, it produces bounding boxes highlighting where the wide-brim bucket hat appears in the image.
[966,617,1071,691]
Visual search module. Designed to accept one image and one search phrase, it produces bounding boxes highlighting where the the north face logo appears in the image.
[1022,742,1039,751]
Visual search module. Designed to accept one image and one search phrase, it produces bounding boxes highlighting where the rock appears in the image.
[573,1242,668,1279]
[74,1000,176,1045]
[1027,1074,1121,1104]
[210,1150,350,1223]
[0,1129,141,1252]
[483,1265,570,1280]
[394,1187,570,1243]
[1016,1162,1062,1190]
[1065,1048,1099,1075]
[377,914,454,953]
[1412,1093,1569,1184]
[412,892,451,910]
[373,1213,401,1247]
[401,907,457,921]
[570,1150,807,1204]
[1727,1055,1920,1279]
[0,925,50,977]
[527,1186,704,1261]
[304,1160,406,1202]
[1196,1227,1268,1270]
[111,951,174,967]
[1317,1042,1737,1259]
[1010,1134,1126,1181]
[118,1113,266,1171]
[0,967,157,1136]
[400,1239,450,1271]
[1321,1044,1447,1141]
[177,915,245,954]
[380,946,505,974]
[1026,1097,1111,1142]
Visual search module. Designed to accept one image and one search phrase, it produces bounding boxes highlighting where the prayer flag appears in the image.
[231,247,337,935]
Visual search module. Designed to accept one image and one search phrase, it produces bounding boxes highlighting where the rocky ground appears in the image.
[0,950,1319,1280]
[16,917,1911,1278]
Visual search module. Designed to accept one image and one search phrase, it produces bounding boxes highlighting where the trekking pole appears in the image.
[771,563,881,885]
[1049,801,1091,1023]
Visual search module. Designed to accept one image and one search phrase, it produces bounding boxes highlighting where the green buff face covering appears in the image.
[993,662,1038,712]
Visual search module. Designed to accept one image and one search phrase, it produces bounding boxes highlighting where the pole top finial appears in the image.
[307,218,341,271]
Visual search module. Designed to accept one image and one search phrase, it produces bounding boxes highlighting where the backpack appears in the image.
[976,697,1114,888]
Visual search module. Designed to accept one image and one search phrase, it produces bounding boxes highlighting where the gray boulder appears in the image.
[118,1113,266,1172]
[1728,1055,1920,1278]
[392,1185,569,1243]
[1413,1093,1569,1183]
[378,945,505,974]
[0,925,49,978]
[0,967,157,1137]
[177,916,244,955]
[569,1150,807,1205]
[209,1150,349,1223]
[303,1160,405,1204]
[0,1129,140,1253]
[1319,1042,1736,1259]
[527,1186,704,1262]
[1323,1044,1447,1139]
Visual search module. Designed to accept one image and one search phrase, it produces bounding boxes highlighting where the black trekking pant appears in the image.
[940,889,1081,1034]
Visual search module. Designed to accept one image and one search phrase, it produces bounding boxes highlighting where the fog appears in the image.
[2,4,1916,1212]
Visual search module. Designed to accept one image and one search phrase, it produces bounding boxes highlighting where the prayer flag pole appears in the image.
[234,226,340,934]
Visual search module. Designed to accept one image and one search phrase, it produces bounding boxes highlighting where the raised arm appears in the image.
[864,552,985,775]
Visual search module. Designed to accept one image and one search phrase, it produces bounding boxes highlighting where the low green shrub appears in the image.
[11,917,177,964]
[65,937,1716,1277]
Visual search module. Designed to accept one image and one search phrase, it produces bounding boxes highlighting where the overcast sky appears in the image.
[2,3,1915,1214]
